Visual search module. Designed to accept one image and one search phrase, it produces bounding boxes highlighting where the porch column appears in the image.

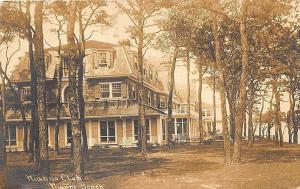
[88,120,92,147]
[122,119,126,146]
[157,117,162,144]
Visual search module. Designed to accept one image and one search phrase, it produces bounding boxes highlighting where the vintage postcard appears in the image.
[0,0,299,189]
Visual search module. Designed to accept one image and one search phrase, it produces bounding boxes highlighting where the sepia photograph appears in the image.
[0,0,300,188]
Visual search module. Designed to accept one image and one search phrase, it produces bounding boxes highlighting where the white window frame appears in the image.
[160,97,166,109]
[99,82,123,99]
[132,119,151,143]
[97,52,109,67]
[99,120,117,144]
[175,118,187,135]
[112,82,122,98]
[5,125,17,146]
[99,83,110,99]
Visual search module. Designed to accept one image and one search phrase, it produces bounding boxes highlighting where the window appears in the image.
[180,106,187,113]
[99,82,123,99]
[176,118,187,135]
[21,87,31,102]
[202,111,206,117]
[100,83,110,98]
[206,110,211,117]
[132,85,136,99]
[62,58,69,77]
[134,119,150,142]
[153,94,157,107]
[112,82,121,98]
[5,125,16,146]
[160,97,166,109]
[97,52,108,67]
[100,121,116,143]
[67,122,72,145]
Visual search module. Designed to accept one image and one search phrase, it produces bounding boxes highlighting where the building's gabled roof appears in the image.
[44,40,117,52]
[10,40,166,93]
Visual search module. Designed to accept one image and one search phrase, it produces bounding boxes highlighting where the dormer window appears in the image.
[97,52,108,67]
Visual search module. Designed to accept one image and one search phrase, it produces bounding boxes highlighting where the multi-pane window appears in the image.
[202,111,206,117]
[180,106,187,113]
[67,122,72,145]
[97,52,108,67]
[134,119,150,141]
[99,82,123,99]
[100,83,110,98]
[176,118,187,135]
[160,97,166,109]
[100,121,116,143]
[5,125,16,146]
[21,87,31,102]
[112,83,121,98]
[132,85,136,99]
[62,58,69,77]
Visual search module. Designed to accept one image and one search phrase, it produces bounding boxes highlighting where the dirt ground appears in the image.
[5,141,300,189]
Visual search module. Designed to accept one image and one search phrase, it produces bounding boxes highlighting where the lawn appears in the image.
[5,141,300,189]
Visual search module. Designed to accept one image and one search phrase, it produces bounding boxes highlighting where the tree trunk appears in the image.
[247,87,254,147]
[67,1,84,179]
[243,114,247,138]
[228,101,236,142]
[55,58,63,155]
[77,14,89,161]
[267,123,271,141]
[212,64,217,137]
[77,59,89,160]
[273,81,283,147]
[197,58,203,143]
[26,1,39,164]
[289,79,298,144]
[167,47,178,149]
[137,20,147,154]
[186,50,191,141]
[232,0,250,163]
[34,1,49,176]
[258,95,265,141]
[212,14,231,164]
[0,81,6,189]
